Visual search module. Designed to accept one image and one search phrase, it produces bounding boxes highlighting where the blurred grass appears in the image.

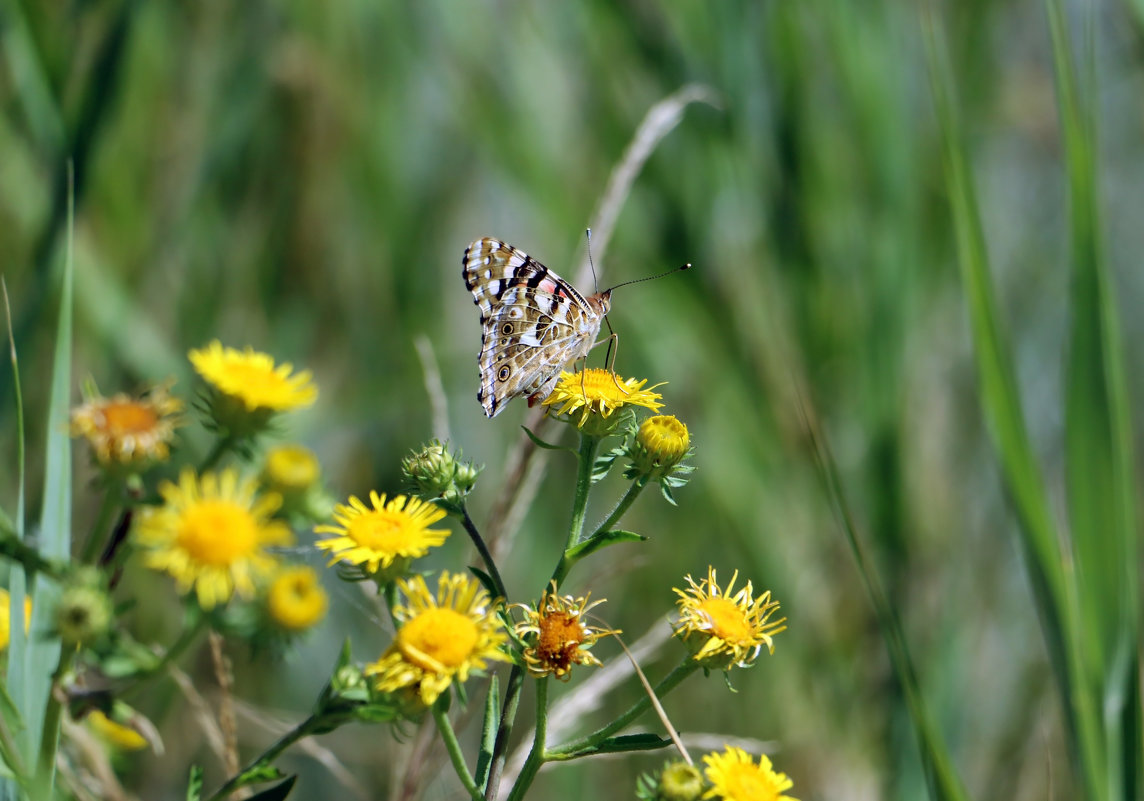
[2,1,1143,799]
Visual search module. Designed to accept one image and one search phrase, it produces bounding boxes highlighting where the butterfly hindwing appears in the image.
[463,237,610,418]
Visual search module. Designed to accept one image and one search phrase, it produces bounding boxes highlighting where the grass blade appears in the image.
[1046,1,1141,799]
[924,10,1108,800]
[799,395,969,801]
[22,163,75,794]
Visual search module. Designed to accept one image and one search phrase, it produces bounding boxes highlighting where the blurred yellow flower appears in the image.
[189,341,317,412]
[0,590,31,651]
[70,383,183,466]
[263,444,321,493]
[673,567,786,669]
[512,583,618,680]
[134,468,292,609]
[87,710,149,752]
[366,572,509,706]
[541,369,663,430]
[702,746,799,801]
[267,566,328,631]
[314,493,449,574]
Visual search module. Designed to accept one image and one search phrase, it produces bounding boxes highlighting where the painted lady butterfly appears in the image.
[463,237,610,418]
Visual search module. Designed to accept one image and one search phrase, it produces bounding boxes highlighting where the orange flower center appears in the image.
[537,611,585,670]
[398,608,479,670]
[102,401,159,435]
[697,597,752,643]
[176,500,259,566]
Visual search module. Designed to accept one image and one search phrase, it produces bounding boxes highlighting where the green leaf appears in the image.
[235,764,285,790]
[474,674,499,791]
[590,447,623,482]
[185,765,203,801]
[245,775,296,801]
[1046,0,1140,797]
[575,733,673,756]
[468,566,499,600]
[519,425,572,453]
[564,529,645,562]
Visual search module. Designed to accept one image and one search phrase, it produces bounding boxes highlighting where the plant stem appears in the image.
[80,480,120,564]
[204,713,321,801]
[592,479,646,539]
[198,433,236,473]
[33,645,77,796]
[121,615,208,697]
[566,434,601,551]
[460,504,507,599]
[483,665,525,800]
[433,701,483,801]
[505,678,548,801]
[547,660,698,759]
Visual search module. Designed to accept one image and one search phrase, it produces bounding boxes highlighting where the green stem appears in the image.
[198,433,236,472]
[566,434,601,551]
[122,615,208,697]
[459,504,507,599]
[592,479,646,539]
[548,660,698,759]
[33,645,77,796]
[80,481,120,564]
[382,581,400,631]
[433,700,483,801]
[204,714,321,801]
[483,665,525,801]
[505,678,549,801]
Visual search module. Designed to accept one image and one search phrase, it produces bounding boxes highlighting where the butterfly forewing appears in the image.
[463,237,610,418]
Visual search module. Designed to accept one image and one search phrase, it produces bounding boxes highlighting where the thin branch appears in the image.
[414,334,451,443]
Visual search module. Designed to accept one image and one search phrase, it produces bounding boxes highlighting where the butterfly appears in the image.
[463,237,611,418]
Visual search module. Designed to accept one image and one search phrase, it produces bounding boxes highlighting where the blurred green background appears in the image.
[3,1,1142,799]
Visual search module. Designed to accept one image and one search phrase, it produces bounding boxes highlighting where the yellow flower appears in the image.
[267,566,328,631]
[263,444,321,493]
[541,369,664,431]
[87,710,149,752]
[512,582,619,680]
[366,572,510,706]
[0,590,32,651]
[134,468,293,609]
[673,568,786,669]
[702,746,799,801]
[314,493,449,575]
[70,383,183,466]
[637,415,690,467]
[189,340,317,412]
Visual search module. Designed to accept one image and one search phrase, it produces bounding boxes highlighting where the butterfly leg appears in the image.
[601,317,629,396]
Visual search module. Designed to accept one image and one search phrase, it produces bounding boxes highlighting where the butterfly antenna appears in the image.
[585,228,601,294]
[603,262,692,294]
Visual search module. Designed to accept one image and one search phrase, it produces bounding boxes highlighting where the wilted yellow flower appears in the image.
[673,568,786,670]
[134,468,292,609]
[512,583,619,680]
[70,383,183,466]
[366,572,509,706]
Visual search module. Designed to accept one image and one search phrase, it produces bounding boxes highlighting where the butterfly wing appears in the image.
[463,237,607,418]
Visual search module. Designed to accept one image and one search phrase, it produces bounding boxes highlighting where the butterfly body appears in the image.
[463,237,610,418]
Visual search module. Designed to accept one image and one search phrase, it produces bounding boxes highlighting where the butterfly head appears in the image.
[591,290,612,315]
